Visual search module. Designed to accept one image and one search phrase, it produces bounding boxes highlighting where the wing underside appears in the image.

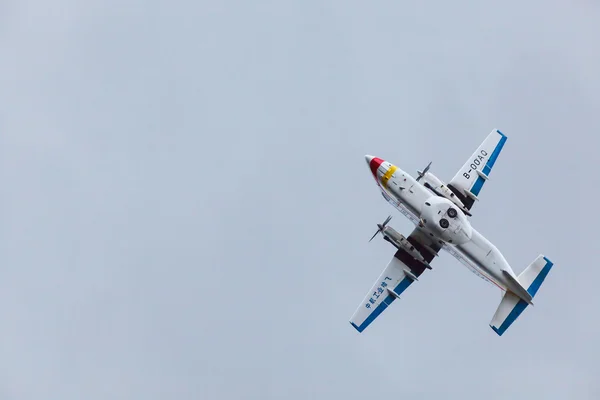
[350,227,441,333]
[447,129,507,211]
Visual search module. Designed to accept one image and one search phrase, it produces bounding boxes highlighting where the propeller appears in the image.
[369,215,393,242]
[416,161,432,182]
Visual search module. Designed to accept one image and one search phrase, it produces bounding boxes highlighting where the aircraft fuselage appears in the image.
[366,155,527,299]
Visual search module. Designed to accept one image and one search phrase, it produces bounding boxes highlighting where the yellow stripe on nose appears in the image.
[381,165,397,189]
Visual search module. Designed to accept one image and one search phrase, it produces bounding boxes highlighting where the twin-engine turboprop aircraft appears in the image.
[350,129,554,336]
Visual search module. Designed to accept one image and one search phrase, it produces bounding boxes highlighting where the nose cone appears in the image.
[365,155,384,177]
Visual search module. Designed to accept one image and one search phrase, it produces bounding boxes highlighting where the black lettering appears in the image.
[463,172,470,179]
[481,149,488,156]
[474,159,481,166]
[478,155,484,161]
[470,163,477,170]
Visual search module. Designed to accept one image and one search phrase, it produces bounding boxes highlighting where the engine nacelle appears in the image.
[381,226,429,265]
[420,196,472,245]
[421,172,470,215]
[422,171,444,188]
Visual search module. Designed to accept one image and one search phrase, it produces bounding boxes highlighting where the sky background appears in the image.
[1,1,599,399]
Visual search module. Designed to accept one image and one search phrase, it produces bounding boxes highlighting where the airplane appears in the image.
[350,129,554,336]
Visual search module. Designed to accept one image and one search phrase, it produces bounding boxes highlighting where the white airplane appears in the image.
[350,129,554,336]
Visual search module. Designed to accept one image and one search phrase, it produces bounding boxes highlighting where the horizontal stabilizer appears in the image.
[490,292,528,336]
[518,255,554,297]
[489,254,554,336]
[501,270,533,304]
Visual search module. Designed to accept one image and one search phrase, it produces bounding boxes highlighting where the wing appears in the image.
[447,129,507,211]
[349,227,441,333]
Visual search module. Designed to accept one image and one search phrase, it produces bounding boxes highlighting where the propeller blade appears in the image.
[416,161,432,182]
[382,215,392,226]
[369,230,380,242]
[423,161,432,174]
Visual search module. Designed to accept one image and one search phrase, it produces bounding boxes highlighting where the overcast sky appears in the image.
[1,1,599,399]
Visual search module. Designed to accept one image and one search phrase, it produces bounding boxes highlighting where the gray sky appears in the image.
[1,1,599,399]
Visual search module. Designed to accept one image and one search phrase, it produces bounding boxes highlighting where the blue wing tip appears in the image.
[543,256,554,267]
[496,129,507,138]
[350,321,363,333]
[490,324,504,336]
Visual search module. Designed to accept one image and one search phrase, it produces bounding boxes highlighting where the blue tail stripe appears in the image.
[470,130,507,195]
[350,278,413,332]
[490,299,529,336]
[527,257,554,298]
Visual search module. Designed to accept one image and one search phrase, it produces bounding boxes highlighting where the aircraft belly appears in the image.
[382,170,512,291]
[453,229,510,290]
[386,174,431,219]
[385,196,420,225]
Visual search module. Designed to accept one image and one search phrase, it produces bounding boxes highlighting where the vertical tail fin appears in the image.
[489,255,554,336]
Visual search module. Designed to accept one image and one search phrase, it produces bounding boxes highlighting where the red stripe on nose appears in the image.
[369,157,384,177]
